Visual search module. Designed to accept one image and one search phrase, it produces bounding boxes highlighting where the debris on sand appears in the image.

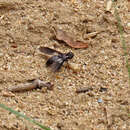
[1,91,15,97]
[68,62,81,73]
[53,27,88,48]
[83,31,102,39]
[76,87,93,93]
[0,1,18,10]
[98,98,103,103]
[99,87,108,92]
[7,79,53,92]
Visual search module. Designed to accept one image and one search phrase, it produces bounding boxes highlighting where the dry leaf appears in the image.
[54,28,88,49]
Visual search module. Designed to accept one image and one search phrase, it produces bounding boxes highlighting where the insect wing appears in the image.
[46,56,55,67]
[51,61,64,72]
[39,47,62,55]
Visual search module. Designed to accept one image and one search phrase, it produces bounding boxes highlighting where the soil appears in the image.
[0,0,130,130]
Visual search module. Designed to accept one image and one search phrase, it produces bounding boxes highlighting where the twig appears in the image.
[8,79,53,92]
[76,87,93,93]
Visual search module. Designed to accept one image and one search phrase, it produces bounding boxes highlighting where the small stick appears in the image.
[8,79,53,92]
[76,87,93,93]
[83,32,99,39]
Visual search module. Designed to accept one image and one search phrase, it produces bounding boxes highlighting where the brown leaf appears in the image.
[54,28,88,48]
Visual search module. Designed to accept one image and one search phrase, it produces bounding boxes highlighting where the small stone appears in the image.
[87,92,94,97]
[85,15,95,21]
[104,56,108,60]
[84,32,98,39]
[104,96,113,101]
[100,50,105,54]
[127,23,130,29]
[127,23,130,27]
[98,98,103,103]
[57,122,64,129]
[68,63,81,72]
[41,87,47,93]
[47,109,57,116]
[99,87,108,92]
[106,0,112,12]
[0,53,3,58]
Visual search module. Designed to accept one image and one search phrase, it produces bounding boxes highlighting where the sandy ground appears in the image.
[0,0,130,130]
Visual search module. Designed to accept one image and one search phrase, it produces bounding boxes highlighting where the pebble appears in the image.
[84,32,98,39]
[68,62,81,72]
[127,23,130,29]
[0,53,3,58]
[104,56,108,60]
[106,0,112,12]
[98,98,103,103]
[99,87,108,92]
[127,23,130,27]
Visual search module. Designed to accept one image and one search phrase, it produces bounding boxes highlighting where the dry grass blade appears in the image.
[54,27,88,48]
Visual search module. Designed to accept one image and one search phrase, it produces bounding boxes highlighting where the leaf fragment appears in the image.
[54,28,88,49]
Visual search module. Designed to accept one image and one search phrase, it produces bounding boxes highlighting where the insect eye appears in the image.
[67,52,74,59]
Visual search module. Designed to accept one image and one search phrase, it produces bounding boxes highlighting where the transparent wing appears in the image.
[39,47,62,55]
[50,61,64,72]
[46,56,55,66]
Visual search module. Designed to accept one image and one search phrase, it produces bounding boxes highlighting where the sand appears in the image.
[0,0,129,130]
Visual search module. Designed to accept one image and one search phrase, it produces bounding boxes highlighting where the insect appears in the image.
[39,47,74,72]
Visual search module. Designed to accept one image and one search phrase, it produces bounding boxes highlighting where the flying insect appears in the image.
[39,47,74,72]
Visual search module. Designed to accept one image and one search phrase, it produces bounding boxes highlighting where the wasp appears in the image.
[39,47,74,72]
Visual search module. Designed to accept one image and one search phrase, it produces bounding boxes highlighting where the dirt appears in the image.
[0,0,130,130]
